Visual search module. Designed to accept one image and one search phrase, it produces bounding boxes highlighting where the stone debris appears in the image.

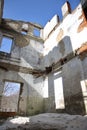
[0,113,87,130]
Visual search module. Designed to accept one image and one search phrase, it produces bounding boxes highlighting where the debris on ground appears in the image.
[0,113,87,130]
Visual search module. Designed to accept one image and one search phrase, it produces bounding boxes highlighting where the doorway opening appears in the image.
[54,76,65,109]
[1,81,21,113]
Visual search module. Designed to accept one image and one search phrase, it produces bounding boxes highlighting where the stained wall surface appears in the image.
[42,2,87,115]
[0,1,87,116]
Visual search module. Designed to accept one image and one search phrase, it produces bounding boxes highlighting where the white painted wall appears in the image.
[43,15,59,40]
[43,4,87,57]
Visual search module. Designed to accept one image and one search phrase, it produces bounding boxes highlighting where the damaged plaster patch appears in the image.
[77,11,87,33]
[56,28,64,42]
[22,24,28,31]
[59,40,65,56]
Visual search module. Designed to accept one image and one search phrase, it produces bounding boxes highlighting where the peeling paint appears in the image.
[0,1,87,116]
[56,29,64,42]
[76,42,87,54]
[77,11,87,33]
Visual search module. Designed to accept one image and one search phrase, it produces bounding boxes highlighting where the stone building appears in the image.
[0,0,87,116]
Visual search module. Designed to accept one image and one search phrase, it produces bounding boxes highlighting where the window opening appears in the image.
[0,37,13,53]
[81,80,87,113]
[21,23,28,35]
[54,77,65,109]
[1,81,21,112]
[33,28,40,37]
[43,78,49,98]
[21,30,27,35]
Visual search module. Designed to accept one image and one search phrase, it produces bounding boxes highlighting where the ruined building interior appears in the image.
[0,0,87,120]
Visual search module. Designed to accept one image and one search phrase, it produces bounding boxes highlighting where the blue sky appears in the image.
[3,0,80,26]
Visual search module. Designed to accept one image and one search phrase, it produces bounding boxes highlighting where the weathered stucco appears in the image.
[0,1,87,116]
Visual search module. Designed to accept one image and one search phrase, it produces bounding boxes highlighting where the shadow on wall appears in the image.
[0,21,43,70]
[19,41,43,70]
[0,35,87,116]
[17,72,44,116]
[43,36,86,115]
[43,36,73,67]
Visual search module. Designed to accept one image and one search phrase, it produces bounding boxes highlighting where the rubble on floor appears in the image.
[0,113,87,130]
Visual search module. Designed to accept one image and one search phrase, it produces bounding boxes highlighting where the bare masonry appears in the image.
[0,0,87,117]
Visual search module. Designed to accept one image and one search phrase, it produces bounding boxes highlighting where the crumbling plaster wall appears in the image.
[43,56,87,115]
[0,18,44,115]
[62,57,86,114]
[0,19,44,69]
[0,1,87,116]
[42,3,87,115]
[42,3,87,64]
[0,69,44,115]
